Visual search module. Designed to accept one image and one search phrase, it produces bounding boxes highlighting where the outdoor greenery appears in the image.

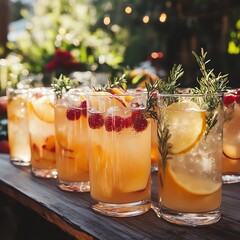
[3,0,240,88]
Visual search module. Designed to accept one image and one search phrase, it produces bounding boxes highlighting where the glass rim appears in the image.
[158,92,224,97]
[86,90,147,97]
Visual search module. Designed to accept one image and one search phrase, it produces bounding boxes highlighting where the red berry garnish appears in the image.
[88,113,104,129]
[236,90,240,104]
[105,115,125,132]
[132,110,148,132]
[124,116,133,128]
[224,94,236,106]
[66,107,81,120]
[80,100,87,117]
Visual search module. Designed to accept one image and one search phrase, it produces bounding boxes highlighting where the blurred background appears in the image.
[0,0,239,91]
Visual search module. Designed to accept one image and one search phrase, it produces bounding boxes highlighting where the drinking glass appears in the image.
[54,89,90,192]
[28,87,57,178]
[7,87,31,166]
[157,91,223,226]
[87,90,151,217]
[222,89,240,183]
[151,119,160,171]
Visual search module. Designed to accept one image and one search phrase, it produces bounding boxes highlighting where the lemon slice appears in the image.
[163,101,206,154]
[223,111,240,159]
[167,164,221,195]
[30,96,54,123]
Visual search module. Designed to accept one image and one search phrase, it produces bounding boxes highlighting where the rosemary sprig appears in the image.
[157,64,184,94]
[192,48,228,135]
[93,74,127,92]
[51,74,79,99]
[145,65,183,172]
[157,115,172,172]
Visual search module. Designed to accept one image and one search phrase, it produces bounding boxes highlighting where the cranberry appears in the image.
[66,107,81,120]
[105,115,125,132]
[80,100,87,117]
[88,113,104,129]
[224,94,236,106]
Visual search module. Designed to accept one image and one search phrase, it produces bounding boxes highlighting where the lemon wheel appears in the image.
[167,164,221,195]
[163,101,206,154]
[30,96,54,123]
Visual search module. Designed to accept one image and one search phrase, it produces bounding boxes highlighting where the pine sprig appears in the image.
[51,74,79,99]
[93,74,127,92]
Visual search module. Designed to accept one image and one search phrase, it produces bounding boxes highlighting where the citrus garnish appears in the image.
[163,101,206,154]
[30,96,54,123]
[167,163,221,195]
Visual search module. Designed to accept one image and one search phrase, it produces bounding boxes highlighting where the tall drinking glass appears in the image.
[7,87,31,166]
[87,90,151,217]
[54,89,90,192]
[222,89,240,183]
[157,91,223,226]
[28,88,57,178]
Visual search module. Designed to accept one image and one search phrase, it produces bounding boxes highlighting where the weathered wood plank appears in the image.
[0,154,240,240]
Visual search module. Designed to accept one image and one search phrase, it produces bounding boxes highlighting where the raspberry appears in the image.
[224,94,236,106]
[236,90,240,104]
[124,116,133,128]
[66,107,81,120]
[80,100,87,117]
[105,115,125,132]
[88,113,104,129]
[132,110,148,132]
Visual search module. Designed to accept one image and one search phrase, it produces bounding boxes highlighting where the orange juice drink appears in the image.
[158,92,223,226]
[54,89,90,192]
[222,89,240,183]
[7,88,31,166]
[87,90,151,217]
[28,88,57,178]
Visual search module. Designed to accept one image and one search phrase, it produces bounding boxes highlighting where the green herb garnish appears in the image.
[192,48,228,135]
[51,74,79,99]
[93,74,127,92]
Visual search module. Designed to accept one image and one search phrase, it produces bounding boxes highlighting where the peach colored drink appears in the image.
[7,88,31,166]
[87,90,151,217]
[28,88,57,178]
[55,90,90,192]
[158,92,223,226]
[151,119,160,171]
[222,89,240,183]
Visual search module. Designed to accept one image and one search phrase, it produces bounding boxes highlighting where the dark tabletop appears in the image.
[0,154,239,240]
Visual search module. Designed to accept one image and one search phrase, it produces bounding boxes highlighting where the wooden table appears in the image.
[0,153,240,240]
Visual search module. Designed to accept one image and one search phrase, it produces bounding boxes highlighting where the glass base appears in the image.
[58,179,90,192]
[32,167,57,179]
[151,164,158,172]
[160,206,221,226]
[222,174,240,184]
[10,157,31,167]
[91,199,151,217]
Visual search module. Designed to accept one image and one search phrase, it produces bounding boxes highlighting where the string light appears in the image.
[159,13,167,23]
[151,52,164,59]
[103,16,111,25]
[143,15,150,24]
[125,6,132,14]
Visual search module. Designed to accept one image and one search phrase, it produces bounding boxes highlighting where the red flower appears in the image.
[46,49,81,72]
